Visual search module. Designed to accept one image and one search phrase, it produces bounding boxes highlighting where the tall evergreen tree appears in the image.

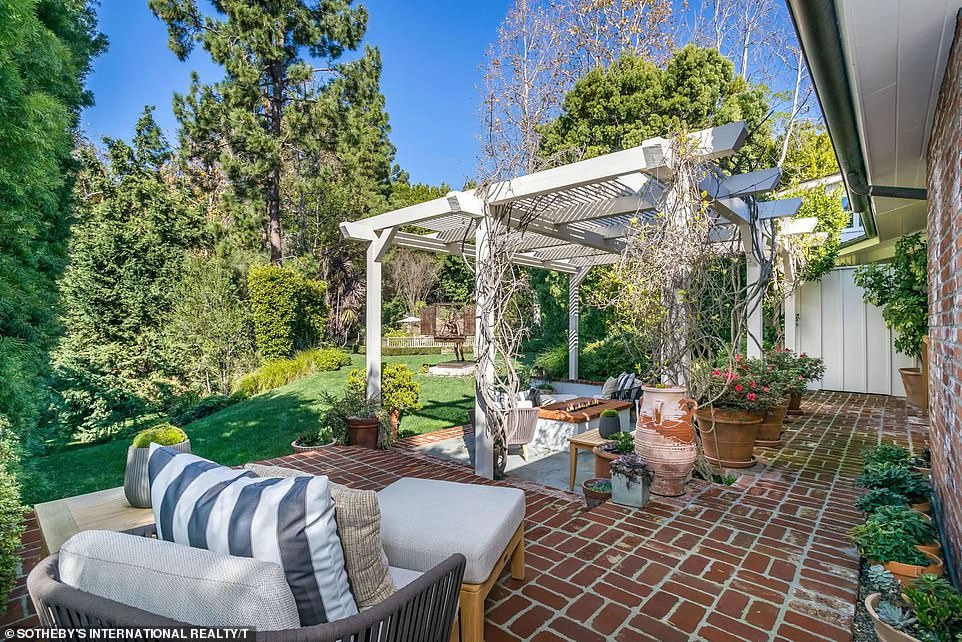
[149,0,368,264]
[54,108,199,441]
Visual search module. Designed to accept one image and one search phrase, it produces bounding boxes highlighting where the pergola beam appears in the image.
[486,122,749,205]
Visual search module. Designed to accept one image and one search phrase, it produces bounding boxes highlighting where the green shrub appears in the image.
[850,520,929,567]
[856,462,931,503]
[581,332,651,382]
[347,364,422,419]
[0,433,24,612]
[247,264,328,361]
[855,488,909,514]
[865,506,937,546]
[533,344,568,379]
[233,348,351,396]
[132,423,188,448]
[864,443,912,467]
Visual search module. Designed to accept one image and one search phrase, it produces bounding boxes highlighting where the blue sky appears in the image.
[82,1,512,188]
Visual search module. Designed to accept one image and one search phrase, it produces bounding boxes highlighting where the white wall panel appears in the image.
[796,266,916,397]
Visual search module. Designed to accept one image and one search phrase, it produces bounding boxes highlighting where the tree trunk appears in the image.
[268,60,284,265]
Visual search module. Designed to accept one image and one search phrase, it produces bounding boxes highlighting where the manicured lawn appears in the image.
[23,353,474,506]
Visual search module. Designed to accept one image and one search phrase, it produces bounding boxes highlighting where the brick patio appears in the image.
[3,391,929,640]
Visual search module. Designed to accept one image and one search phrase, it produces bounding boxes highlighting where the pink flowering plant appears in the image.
[699,355,785,411]
[766,348,825,394]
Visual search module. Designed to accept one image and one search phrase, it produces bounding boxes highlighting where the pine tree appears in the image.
[54,108,199,441]
[150,0,368,264]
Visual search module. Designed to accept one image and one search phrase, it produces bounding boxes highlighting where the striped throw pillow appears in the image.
[147,445,357,626]
[616,372,635,391]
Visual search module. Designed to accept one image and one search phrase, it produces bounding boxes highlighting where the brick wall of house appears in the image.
[927,11,962,585]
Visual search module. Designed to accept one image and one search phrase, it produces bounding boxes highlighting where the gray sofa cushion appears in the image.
[377,478,525,584]
[148,445,357,626]
[60,530,300,630]
[244,464,397,608]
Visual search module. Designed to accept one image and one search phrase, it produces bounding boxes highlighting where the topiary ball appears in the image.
[132,423,188,449]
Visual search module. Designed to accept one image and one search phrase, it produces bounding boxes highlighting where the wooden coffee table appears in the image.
[35,486,154,556]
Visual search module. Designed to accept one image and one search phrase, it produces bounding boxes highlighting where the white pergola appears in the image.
[341,121,807,478]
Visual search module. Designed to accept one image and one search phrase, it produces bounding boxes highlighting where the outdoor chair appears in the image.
[28,523,466,642]
[505,406,540,461]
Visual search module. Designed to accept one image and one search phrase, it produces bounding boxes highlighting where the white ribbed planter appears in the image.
[123,439,191,508]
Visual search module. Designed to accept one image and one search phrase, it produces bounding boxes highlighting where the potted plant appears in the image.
[609,453,652,508]
[857,462,933,513]
[865,443,912,467]
[855,233,929,410]
[598,408,621,438]
[634,386,697,497]
[850,520,944,586]
[592,432,633,478]
[755,352,796,446]
[856,488,913,514]
[292,426,335,452]
[865,567,962,641]
[348,364,421,440]
[864,506,941,558]
[581,478,612,509]
[319,389,388,450]
[124,424,190,508]
[695,356,778,468]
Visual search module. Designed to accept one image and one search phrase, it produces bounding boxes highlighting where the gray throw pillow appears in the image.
[244,463,397,608]
[60,530,300,630]
[148,446,357,626]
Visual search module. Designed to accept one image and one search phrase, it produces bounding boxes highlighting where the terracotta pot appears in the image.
[756,402,788,447]
[917,541,942,558]
[124,439,191,508]
[635,423,697,497]
[581,478,612,509]
[291,438,334,453]
[592,445,621,478]
[638,385,691,425]
[865,593,921,642]
[899,367,928,411]
[346,416,380,449]
[787,391,803,415]
[696,407,763,468]
[881,551,943,586]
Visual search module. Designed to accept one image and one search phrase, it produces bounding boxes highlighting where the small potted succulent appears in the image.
[124,423,190,508]
[609,453,652,509]
[856,462,933,513]
[865,567,962,642]
[592,431,633,478]
[850,520,943,586]
[598,408,621,438]
[292,426,335,452]
[581,478,612,509]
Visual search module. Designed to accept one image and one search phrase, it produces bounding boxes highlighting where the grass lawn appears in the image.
[23,353,474,506]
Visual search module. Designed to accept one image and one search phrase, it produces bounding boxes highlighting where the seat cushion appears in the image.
[377,478,525,584]
[244,464,396,609]
[60,530,300,630]
[388,566,423,589]
[148,446,357,626]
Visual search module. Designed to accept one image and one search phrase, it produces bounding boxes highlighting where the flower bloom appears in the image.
[735,384,743,392]
[713,369,721,376]
[762,386,769,392]
[749,381,757,388]
[746,393,757,401]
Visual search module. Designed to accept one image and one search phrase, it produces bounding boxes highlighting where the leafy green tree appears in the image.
[539,45,774,169]
[54,109,200,441]
[779,122,839,187]
[150,0,368,264]
[166,255,256,395]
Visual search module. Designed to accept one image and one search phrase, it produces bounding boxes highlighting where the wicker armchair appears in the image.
[28,524,466,642]
[505,407,540,461]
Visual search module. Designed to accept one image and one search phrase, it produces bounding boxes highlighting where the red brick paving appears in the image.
[2,391,929,641]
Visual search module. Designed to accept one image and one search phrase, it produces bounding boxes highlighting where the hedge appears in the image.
[247,265,327,361]
[233,348,352,397]
[0,430,24,612]
[360,346,475,356]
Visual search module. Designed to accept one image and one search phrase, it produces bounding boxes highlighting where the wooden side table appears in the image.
[35,486,154,556]
[567,428,609,491]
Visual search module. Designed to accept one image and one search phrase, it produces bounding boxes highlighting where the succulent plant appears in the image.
[876,601,917,630]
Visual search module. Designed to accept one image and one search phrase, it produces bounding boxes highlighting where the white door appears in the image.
[794,267,916,396]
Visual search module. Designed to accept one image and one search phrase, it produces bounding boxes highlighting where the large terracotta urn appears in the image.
[634,386,698,497]
[696,406,763,468]
[756,400,788,447]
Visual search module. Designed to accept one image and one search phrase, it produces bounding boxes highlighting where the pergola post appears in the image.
[474,216,495,479]
[365,228,396,401]
[568,267,590,380]
[782,251,797,352]
[745,257,764,358]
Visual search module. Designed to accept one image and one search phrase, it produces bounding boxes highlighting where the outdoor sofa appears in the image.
[28,458,526,642]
